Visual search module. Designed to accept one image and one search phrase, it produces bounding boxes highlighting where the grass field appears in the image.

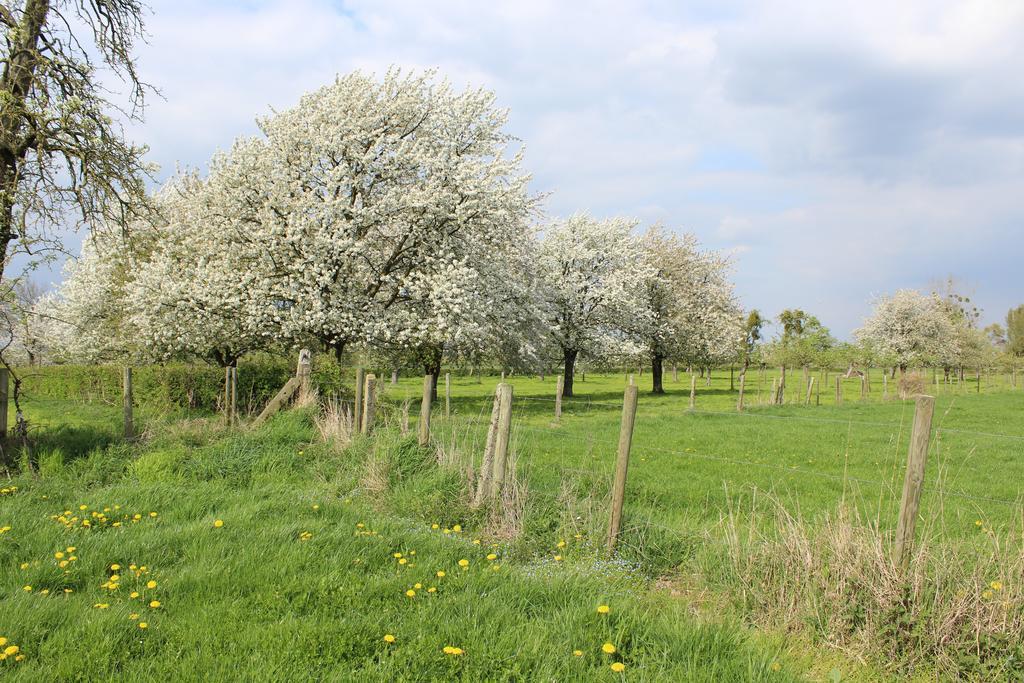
[2,367,1022,680]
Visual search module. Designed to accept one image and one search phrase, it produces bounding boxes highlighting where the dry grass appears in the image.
[713,492,1024,679]
[314,398,354,451]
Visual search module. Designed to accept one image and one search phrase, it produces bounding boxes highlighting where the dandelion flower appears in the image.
[311,504,319,511]
[22,585,31,592]
[557,540,566,548]
[573,650,583,657]
[149,600,161,609]
[436,571,446,578]
[427,587,437,593]
[597,605,610,614]
[399,558,408,565]
[130,613,139,620]
[405,590,415,598]
[4,645,19,656]
[486,554,497,561]
[149,512,158,518]
[602,642,616,654]
[383,634,396,644]
[990,581,1003,591]
[452,524,462,533]
[146,580,157,589]
[458,559,469,568]
[19,563,28,570]
[54,551,65,559]
[610,662,625,673]
[431,523,439,529]
[213,520,224,528]
[130,592,140,599]
[554,555,563,562]
[111,564,120,570]
[138,622,148,629]
[414,583,422,590]
[442,646,464,656]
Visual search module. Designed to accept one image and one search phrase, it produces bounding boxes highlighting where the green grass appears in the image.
[1,405,801,680]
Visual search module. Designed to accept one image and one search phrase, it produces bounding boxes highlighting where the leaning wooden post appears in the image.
[607,383,639,553]
[736,372,746,412]
[474,389,501,505]
[805,377,815,405]
[354,368,365,436]
[361,373,377,434]
[689,374,696,410]
[815,373,821,406]
[418,375,433,446]
[0,368,8,437]
[894,394,935,569]
[488,383,514,499]
[835,376,842,404]
[444,372,451,419]
[123,367,134,441]
[554,374,564,421]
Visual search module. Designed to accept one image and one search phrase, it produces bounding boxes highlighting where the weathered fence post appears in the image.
[737,372,746,412]
[123,367,134,440]
[607,383,639,553]
[354,368,365,436]
[769,378,777,406]
[672,364,678,382]
[391,369,398,386]
[0,368,8,437]
[488,383,514,499]
[689,374,696,410]
[894,394,935,569]
[224,366,232,422]
[835,376,842,404]
[297,348,311,397]
[554,374,564,421]
[229,367,238,425]
[445,372,451,419]
[805,377,815,405]
[815,373,821,406]
[361,373,377,434]
[474,389,501,504]
[883,372,889,400]
[861,375,867,401]
[418,375,433,446]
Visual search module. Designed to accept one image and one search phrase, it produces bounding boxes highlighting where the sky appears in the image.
[49,0,1024,338]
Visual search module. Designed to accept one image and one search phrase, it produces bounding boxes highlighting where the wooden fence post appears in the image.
[445,372,451,419]
[489,383,514,499]
[555,374,564,421]
[861,375,867,401]
[689,374,696,409]
[224,365,232,421]
[607,383,639,553]
[474,389,501,504]
[391,369,398,386]
[418,375,433,446]
[805,377,815,405]
[123,367,134,441]
[354,368,365,436]
[835,376,842,404]
[737,372,746,412]
[230,367,238,425]
[894,394,935,569]
[883,372,889,400]
[769,378,777,406]
[0,368,8,437]
[297,348,311,397]
[361,373,377,434]
[815,373,821,406]
[672,364,678,382]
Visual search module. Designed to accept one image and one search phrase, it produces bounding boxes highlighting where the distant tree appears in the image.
[740,310,765,373]
[855,290,957,375]
[635,226,740,394]
[984,323,1006,350]
[534,214,651,397]
[1007,305,1024,357]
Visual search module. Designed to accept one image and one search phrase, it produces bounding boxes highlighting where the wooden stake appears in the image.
[835,376,842,404]
[361,373,377,434]
[418,375,433,446]
[445,372,451,419]
[251,378,301,428]
[883,372,889,400]
[123,367,134,440]
[689,374,696,409]
[894,394,935,569]
[297,348,311,396]
[815,372,821,406]
[354,368,365,436]
[489,383,514,498]
[475,389,501,504]
[607,383,639,552]
[230,367,238,425]
[769,378,777,406]
[737,372,746,412]
[805,377,815,405]
[554,374,564,421]
[672,364,678,382]
[224,365,232,421]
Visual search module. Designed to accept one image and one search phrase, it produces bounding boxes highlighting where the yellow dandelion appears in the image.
[311,504,320,510]
[442,646,464,656]
[458,559,469,568]
[602,642,616,654]
[573,650,583,657]
[399,558,408,565]
[436,571,446,578]
[146,580,157,589]
[486,554,497,561]
[149,512,158,518]
[405,589,416,598]
[990,581,1003,591]
[19,562,28,569]
[54,551,65,559]
[554,555,563,562]
[610,662,625,673]
[130,592,140,599]
[983,589,993,599]
[138,622,148,629]
[149,600,161,609]
[383,634,396,644]
[22,585,31,592]
[4,645,19,656]
[452,524,462,533]
[427,587,437,593]
[557,540,566,548]
[414,583,422,589]
[431,523,439,529]
[213,520,224,528]
[111,564,121,570]
[597,605,610,614]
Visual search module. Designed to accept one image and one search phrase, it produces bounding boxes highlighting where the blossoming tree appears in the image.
[855,289,958,375]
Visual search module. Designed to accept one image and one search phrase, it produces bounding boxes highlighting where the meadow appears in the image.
[1,366,1022,680]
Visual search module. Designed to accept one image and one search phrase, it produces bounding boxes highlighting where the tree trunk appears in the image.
[652,353,664,394]
[422,347,443,401]
[562,347,579,397]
